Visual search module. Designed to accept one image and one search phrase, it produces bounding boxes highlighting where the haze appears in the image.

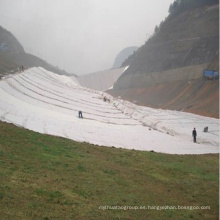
[0,0,174,75]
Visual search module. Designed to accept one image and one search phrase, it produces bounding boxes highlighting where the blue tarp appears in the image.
[203,70,219,79]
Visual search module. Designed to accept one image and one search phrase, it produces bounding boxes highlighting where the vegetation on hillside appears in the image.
[121,0,219,74]
[0,26,24,53]
[152,0,219,44]
[169,0,219,15]
[0,25,75,76]
[0,121,218,219]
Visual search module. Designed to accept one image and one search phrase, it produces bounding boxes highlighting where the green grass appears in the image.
[0,121,219,219]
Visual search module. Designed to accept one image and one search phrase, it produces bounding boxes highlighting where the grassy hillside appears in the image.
[0,121,218,219]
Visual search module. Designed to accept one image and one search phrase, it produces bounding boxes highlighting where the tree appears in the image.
[168,0,219,15]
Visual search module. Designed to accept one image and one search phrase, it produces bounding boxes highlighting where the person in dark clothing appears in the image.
[78,111,83,118]
[192,128,197,143]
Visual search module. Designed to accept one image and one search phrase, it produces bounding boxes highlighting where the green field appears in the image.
[0,121,219,219]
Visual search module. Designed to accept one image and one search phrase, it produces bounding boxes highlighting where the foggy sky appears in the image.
[0,0,174,75]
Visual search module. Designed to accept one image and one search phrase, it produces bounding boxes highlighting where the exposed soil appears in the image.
[108,78,219,118]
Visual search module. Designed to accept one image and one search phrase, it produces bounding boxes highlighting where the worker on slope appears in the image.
[78,111,83,118]
[192,128,197,143]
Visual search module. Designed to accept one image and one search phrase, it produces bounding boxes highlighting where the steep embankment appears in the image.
[110,78,219,118]
[109,64,219,118]
[109,2,219,118]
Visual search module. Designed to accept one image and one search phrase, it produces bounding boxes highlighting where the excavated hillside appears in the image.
[108,2,219,118]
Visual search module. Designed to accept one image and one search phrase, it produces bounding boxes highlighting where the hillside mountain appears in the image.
[112,46,138,68]
[108,0,219,118]
[0,26,75,77]
[0,26,25,53]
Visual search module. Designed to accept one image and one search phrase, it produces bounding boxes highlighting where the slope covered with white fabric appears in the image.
[0,67,218,154]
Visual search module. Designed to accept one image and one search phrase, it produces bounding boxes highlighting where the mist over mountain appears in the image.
[112,46,138,68]
[0,26,75,76]
[0,0,219,118]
